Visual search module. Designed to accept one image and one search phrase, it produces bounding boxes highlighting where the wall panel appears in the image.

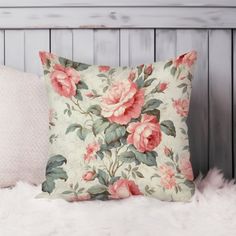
[94,29,119,66]
[234,30,236,178]
[120,29,155,66]
[5,30,25,71]
[24,30,50,75]
[51,30,73,60]
[73,29,94,64]
[209,30,233,178]
[0,30,4,65]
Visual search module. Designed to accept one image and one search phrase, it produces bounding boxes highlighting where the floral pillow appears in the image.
[39,51,197,202]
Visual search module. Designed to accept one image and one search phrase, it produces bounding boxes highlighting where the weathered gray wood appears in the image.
[1,7,236,29]
[24,30,50,75]
[0,30,4,65]
[5,30,24,71]
[234,30,236,178]
[155,30,176,61]
[72,29,94,64]
[94,29,119,66]
[209,30,232,179]
[0,0,236,7]
[176,30,209,176]
[51,30,73,59]
[120,29,154,66]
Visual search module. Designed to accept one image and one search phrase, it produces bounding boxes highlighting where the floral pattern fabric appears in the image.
[39,51,197,202]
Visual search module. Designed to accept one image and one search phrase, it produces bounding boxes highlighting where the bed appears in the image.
[0,1,236,235]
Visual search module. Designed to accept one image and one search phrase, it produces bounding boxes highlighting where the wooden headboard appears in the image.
[0,0,236,178]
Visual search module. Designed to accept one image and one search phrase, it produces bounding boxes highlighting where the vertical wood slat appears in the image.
[51,30,73,60]
[24,30,50,75]
[209,30,233,179]
[0,30,4,65]
[5,30,25,71]
[120,29,155,66]
[73,29,94,64]
[176,30,209,176]
[155,30,176,61]
[94,29,119,66]
[5,30,49,74]
[234,30,236,178]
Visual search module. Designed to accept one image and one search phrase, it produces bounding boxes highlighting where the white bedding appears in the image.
[0,169,236,236]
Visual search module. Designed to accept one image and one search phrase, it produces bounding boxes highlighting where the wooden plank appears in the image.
[176,30,209,176]
[155,30,176,61]
[209,30,232,179]
[0,7,236,29]
[120,29,154,66]
[0,30,4,65]
[234,30,236,178]
[4,30,24,71]
[24,30,49,75]
[51,30,73,59]
[94,29,119,66]
[0,0,236,7]
[72,29,94,64]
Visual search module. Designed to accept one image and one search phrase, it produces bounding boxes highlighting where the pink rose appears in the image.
[173,51,197,68]
[159,164,176,189]
[50,64,80,98]
[39,51,54,65]
[85,91,95,98]
[101,79,144,125]
[156,82,168,93]
[108,179,142,199]
[84,142,100,162]
[127,114,162,153]
[173,99,189,117]
[144,64,153,75]
[69,194,91,202]
[128,71,136,81]
[164,146,172,157]
[82,171,96,181]
[179,154,194,181]
[99,65,110,72]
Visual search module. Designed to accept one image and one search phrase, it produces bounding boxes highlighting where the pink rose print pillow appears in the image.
[38,51,197,202]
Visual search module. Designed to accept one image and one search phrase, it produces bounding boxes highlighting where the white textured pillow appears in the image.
[0,66,49,187]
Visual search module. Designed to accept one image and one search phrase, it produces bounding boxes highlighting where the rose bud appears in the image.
[156,82,168,93]
[82,171,96,181]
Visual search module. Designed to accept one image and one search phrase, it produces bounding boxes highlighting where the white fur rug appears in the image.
[0,169,236,236]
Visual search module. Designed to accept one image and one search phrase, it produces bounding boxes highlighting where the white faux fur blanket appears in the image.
[0,169,236,236]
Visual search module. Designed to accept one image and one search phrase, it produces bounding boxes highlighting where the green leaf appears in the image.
[93,118,110,136]
[118,151,136,163]
[164,60,173,69]
[62,190,74,194]
[137,65,143,76]
[46,155,67,173]
[105,124,126,145]
[44,69,50,75]
[144,78,156,87]
[42,178,55,194]
[59,57,73,67]
[135,76,144,88]
[142,99,162,112]
[184,180,195,190]
[77,80,88,90]
[170,67,177,76]
[75,63,90,71]
[87,105,101,116]
[96,150,104,160]
[177,83,187,88]
[97,74,108,78]
[65,124,81,134]
[110,176,120,185]
[87,185,107,195]
[75,90,83,101]
[97,169,109,186]
[77,127,89,141]
[132,149,157,166]
[43,155,68,194]
[136,171,144,178]
[46,167,68,180]
[160,120,176,137]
